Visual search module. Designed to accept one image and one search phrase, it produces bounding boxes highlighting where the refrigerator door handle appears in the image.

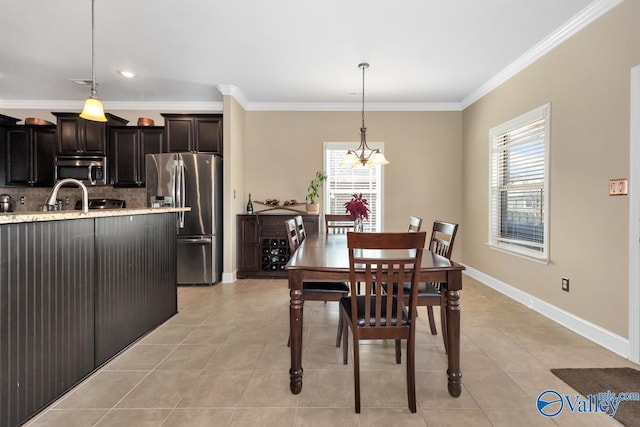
[179,237,212,243]
[180,159,186,206]
[171,159,178,207]
[175,159,185,228]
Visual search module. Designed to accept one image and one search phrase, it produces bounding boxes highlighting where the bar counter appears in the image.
[0,207,185,426]
[0,206,189,224]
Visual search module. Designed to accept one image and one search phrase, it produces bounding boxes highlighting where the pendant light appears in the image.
[341,63,389,168]
[80,0,107,122]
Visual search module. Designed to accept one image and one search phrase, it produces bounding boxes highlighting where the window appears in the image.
[489,104,550,261]
[323,142,383,232]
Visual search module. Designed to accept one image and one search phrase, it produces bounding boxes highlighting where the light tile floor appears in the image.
[26,277,637,426]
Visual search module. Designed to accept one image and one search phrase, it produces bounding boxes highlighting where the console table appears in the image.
[237,213,319,278]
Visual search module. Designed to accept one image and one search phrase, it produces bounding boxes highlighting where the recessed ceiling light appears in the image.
[118,70,135,78]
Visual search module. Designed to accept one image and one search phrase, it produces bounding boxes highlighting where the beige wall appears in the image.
[223,95,246,277]
[244,110,463,257]
[462,0,640,337]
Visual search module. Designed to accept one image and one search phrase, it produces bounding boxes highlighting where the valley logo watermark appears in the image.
[537,389,640,418]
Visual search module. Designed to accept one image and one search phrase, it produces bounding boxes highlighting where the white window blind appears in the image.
[323,142,383,232]
[489,104,550,261]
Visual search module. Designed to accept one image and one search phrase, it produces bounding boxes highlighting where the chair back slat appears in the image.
[347,232,426,332]
[325,214,355,234]
[285,219,300,256]
[293,215,306,242]
[408,216,422,232]
[429,220,458,259]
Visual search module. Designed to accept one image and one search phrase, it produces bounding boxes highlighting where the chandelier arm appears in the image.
[342,62,387,167]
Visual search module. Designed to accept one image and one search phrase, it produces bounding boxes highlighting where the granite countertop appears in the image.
[0,207,190,225]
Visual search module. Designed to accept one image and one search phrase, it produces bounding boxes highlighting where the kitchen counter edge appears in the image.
[0,207,191,224]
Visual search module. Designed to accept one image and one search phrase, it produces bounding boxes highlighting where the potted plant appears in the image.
[305,171,327,214]
[344,193,370,231]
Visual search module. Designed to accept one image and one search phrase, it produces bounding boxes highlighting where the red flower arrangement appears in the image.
[344,193,370,221]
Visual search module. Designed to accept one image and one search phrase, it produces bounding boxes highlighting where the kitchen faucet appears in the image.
[46,178,89,213]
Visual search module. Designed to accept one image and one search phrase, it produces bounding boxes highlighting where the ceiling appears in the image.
[0,0,615,111]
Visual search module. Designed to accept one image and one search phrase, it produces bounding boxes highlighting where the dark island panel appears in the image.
[94,213,177,366]
[0,211,178,426]
[0,219,95,427]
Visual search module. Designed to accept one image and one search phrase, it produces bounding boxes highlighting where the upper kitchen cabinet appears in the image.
[0,114,20,126]
[161,113,222,154]
[0,114,21,187]
[4,124,57,187]
[109,126,163,187]
[53,112,128,155]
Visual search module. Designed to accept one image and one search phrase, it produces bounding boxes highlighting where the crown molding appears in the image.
[0,100,84,110]
[462,0,623,109]
[216,84,249,110]
[214,86,460,111]
[0,99,223,112]
[243,101,462,112]
[0,98,458,112]
[105,101,224,111]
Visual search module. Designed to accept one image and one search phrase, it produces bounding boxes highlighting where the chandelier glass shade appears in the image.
[341,63,389,168]
[80,0,107,122]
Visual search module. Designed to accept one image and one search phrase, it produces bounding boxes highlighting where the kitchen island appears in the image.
[0,207,187,427]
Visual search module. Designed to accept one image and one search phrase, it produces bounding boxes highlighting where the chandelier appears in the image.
[341,62,389,168]
[79,0,107,122]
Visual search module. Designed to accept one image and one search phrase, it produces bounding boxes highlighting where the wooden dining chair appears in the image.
[325,214,355,234]
[285,219,350,347]
[408,216,422,232]
[340,231,426,413]
[293,215,306,242]
[403,220,458,353]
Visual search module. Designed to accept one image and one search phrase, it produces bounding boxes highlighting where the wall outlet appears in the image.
[561,277,570,292]
[609,178,628,196]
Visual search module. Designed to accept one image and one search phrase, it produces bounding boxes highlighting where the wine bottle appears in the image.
[246,193,254,214]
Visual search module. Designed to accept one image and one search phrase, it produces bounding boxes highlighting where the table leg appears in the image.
[446,270,462,397]
[289,272,304,394]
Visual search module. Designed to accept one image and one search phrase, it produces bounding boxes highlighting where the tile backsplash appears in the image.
[0,187,147,212]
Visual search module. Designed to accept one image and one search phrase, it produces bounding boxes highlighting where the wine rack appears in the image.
[237,213,320,278]
[261,238,290,271]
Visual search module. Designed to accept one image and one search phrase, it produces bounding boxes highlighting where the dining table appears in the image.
[286,232,466,397]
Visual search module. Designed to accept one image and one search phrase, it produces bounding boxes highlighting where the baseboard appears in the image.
[463,265,630,359]
[222,270,236,283]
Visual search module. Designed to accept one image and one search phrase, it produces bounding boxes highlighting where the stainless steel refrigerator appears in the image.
[146,153,222,285]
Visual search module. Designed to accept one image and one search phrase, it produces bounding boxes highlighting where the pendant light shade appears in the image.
[80,0,107,122]
[80,94,107,122]
[341,63,389,168]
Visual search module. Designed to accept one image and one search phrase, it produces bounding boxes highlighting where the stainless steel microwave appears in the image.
[55,155,107,186]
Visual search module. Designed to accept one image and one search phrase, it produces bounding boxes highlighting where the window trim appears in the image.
[488,103,551,263]
[323,141,384,232]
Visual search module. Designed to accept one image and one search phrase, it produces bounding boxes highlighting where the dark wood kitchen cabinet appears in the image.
[109,126,164,186]
[161,113,222,154]
[237,214,319,278]
[53,112,128,155]
[3,124,56,187]
[0,114,21,187]
[237,215,260,276]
